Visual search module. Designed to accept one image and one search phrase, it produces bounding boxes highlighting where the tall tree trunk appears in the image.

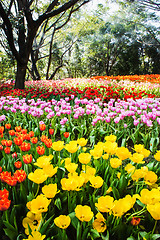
[46,29,55,79]
[31,50,41,80]
[15,63,27,89]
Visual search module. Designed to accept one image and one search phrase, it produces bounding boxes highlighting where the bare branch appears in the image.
[36,0,90,27]
[45,0,59,13]
[0,1,21,63]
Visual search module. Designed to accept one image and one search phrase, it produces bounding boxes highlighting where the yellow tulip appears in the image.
[105,135,117,142]
[93,212,107,233]
[77,138,88,147]
[103,141,117,155]
[95,196,114,213]
[78,152,91,164]
[65,141,79,153]
[43,165,58,178]
[28,169,48,184]
[82,165,96,176]
[28,194,51,214]
[75,205,93,222]
[54,215,71,229]
[90,146,103,159]
[141,148,150,158]
[102,154,109,160]
[42,184,59,198]
[130,153,144,164]
[22,212,42,235]
[134,144,144,153]
[110,157,122,168]
[23,231,46,240]
[34,155,53,168]
[131,169,147,182]
[65,162,78,173]
[112,195,136,217]
[125,163,135,174]
[116,147,131,160]
[139,188,160,205]
[52,141,64,151]
[61,176,84,191]
[90,176,104,188]
[154,150,160,161]
[144,171,158,185]
[147,202,160,220]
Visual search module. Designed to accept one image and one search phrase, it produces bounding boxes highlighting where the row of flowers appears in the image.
[91,74,160,83]
[1,74,160,102]
[0,123,160,239]
[1,96,160,151]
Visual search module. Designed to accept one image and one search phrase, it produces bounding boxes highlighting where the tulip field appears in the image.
[0,74,160,240]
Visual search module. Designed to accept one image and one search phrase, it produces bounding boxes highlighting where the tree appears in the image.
[0,0,90,89]
[65,1,160,76]
[128,0,160,11]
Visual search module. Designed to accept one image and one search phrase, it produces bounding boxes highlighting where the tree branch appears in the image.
[36,0,90,27]
[0,1,21,63]
[45,0,59,13]
[7,0,14,15]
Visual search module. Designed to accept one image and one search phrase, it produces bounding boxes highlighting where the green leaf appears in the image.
[3,221,17,233]
[101,230,109,240]
[99,128,107,135]
[55,198,62,210]
[10,206,16,226]
[90,135,95,145]
[121,138,126,147]
[146,162,154,170]
[60,127,66,133]
[28,121,32,131]
[34,127,39,137]
[17,234,26,240]
[150,138,155,152]
[77,221,81,240]
[40,215,54,234]
[139,231,149,240]
[3,228,17,240]
[69,212,79,229]
[112,186,120,199]
[136,199,145,208]
[127,237,136,240]
[118,175,128,194]
[152,234,160,240]
[82,226,89,239]
[89,229,100,239]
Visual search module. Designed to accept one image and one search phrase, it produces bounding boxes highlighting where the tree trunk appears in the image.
[49,64,63,79]
[31,50,41,80]
[15,63,27,89]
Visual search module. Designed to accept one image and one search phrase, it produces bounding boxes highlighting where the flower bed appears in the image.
[1,74,160,101]
[0,125,160,239]
[1,96,160,151]
[0,75,160,240]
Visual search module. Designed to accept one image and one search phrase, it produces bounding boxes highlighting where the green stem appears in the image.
[5,210,9,222]
[58,151,61,166]
[85,164,87,173]
[128,207,146,220]
[68,191,71,212]
[62,229,67,239]
[35,184,40,198]
[77,221,82,240]
[152,220,157,234]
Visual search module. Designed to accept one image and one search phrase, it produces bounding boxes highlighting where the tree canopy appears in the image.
[0,0,159,87]
[0,0,90,88]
